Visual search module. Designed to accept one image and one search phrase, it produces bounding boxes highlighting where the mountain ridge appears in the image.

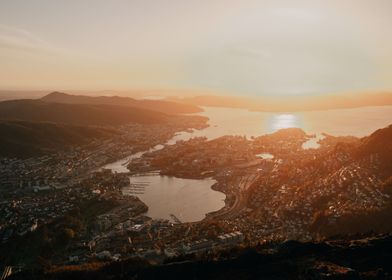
[41,91,203,114]
[0,99,173,126]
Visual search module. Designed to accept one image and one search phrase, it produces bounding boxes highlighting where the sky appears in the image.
[0,0,392,96]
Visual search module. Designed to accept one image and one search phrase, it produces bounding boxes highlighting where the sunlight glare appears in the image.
[268,114,302,132]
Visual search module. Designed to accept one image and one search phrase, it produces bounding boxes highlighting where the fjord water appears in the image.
[106,105,392,222]
[173,105,392,140]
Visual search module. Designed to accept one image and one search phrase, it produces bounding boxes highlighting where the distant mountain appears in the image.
[41,92,203,114]
[0,99,173,126]
[168,91,392,112]
[0,120,118,158]
[0,90,48,101]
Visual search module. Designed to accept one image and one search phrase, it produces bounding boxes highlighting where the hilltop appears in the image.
[357,124,392,172]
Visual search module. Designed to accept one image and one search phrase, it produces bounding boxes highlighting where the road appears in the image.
[204,172,259,221]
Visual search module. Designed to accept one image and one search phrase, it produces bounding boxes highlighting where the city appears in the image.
[2,1,392,279]
[1,120,391,276]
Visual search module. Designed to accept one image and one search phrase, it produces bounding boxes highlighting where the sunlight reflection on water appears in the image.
[267,113,303,132]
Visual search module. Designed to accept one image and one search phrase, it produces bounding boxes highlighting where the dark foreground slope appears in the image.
[41,92,203,114]
[9,234,392,280]
[0,121,118,158]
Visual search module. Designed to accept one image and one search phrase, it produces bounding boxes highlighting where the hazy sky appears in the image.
[0,0,392,96]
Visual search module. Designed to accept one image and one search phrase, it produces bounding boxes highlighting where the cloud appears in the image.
[0,24,60,54]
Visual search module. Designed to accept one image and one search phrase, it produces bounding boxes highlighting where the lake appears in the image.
[123,175,225,223]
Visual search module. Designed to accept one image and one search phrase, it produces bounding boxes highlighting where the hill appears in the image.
[0,99,173,126]
[41,92,203,114]
[357,124,392,172]
[0,121,118,158]
[359,124,392,156]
